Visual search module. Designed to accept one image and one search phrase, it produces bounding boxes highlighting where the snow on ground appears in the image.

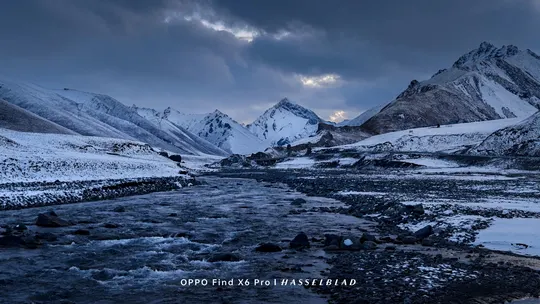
[401,158,459,168]
[409,197,540,213]
[274,157,315,169]
[399,215,488,243]
[0,128,182,183]
[475,218,540,256]
[340,118,524,152]
[290,133,324,146]
[181,154,223,172]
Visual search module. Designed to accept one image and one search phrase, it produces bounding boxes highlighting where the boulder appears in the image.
[168,154,182,162]
[324,234,342,247]
[360,233,377,243]
[290,232,310,249]
[340,237,362,251]
[255,243,282,253]
[413,225,433,240]
[35,211,72,227]
[0,234,40,249]
[13,224,28,231]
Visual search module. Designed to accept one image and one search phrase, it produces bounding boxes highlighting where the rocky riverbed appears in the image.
[1,170,540,303]
[208,168,540,303]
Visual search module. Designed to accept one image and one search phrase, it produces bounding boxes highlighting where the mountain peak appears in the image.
[276,98,294,107]
[453,42,521,68]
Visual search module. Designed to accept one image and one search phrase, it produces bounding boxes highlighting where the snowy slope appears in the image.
[0,78,226,156]
[362,42,540,134]
[0,128,182,183]
[342,118,524,153]
[248,98,323,147]
[471,111,540,156]
[137,107,263,155]
[0,99,76,135]
[344,102,388,127]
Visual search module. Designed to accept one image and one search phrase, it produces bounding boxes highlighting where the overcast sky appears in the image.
[1,0,540,123]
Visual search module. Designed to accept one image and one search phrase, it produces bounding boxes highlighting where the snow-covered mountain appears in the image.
[136,107,262,155]
[0,78,227,156]
[0,99,76,135]
[247,98,323,146]
[361,42,540,134]
[471,111,540,156]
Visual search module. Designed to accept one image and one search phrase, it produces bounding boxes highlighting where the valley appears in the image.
[1,41,540,304]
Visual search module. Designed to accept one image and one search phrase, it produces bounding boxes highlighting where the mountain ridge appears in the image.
[359,42,540,134]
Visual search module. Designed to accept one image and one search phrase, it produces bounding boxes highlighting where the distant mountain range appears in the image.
[1,42,539,157]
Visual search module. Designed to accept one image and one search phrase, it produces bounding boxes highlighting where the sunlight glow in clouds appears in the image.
[298,74,342,88]
[165,13,259,42]
[329,110,348,122]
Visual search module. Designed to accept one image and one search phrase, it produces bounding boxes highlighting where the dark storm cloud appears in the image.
[215,0,540,75]
[0,0,539,122]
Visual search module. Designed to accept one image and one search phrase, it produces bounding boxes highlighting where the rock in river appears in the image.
[290,232,310,249]
[255,243,282,252]
[36,211,72,227]
[208,253,242,262]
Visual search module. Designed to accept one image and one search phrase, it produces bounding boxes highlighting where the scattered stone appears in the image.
[255,243,282,252]
[208,253,241,262]
[290,232,310,249]
[36,211,72,227]
[168,213,178,217]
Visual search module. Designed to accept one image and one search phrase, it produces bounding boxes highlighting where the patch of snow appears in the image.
[475,218,540,256]
[344,118,524,152]
[274,157,315,169]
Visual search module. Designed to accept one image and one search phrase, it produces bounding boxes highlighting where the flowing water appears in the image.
[0,177,374,304]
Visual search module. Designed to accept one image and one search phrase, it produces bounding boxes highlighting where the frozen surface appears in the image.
[475,218,540,256]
